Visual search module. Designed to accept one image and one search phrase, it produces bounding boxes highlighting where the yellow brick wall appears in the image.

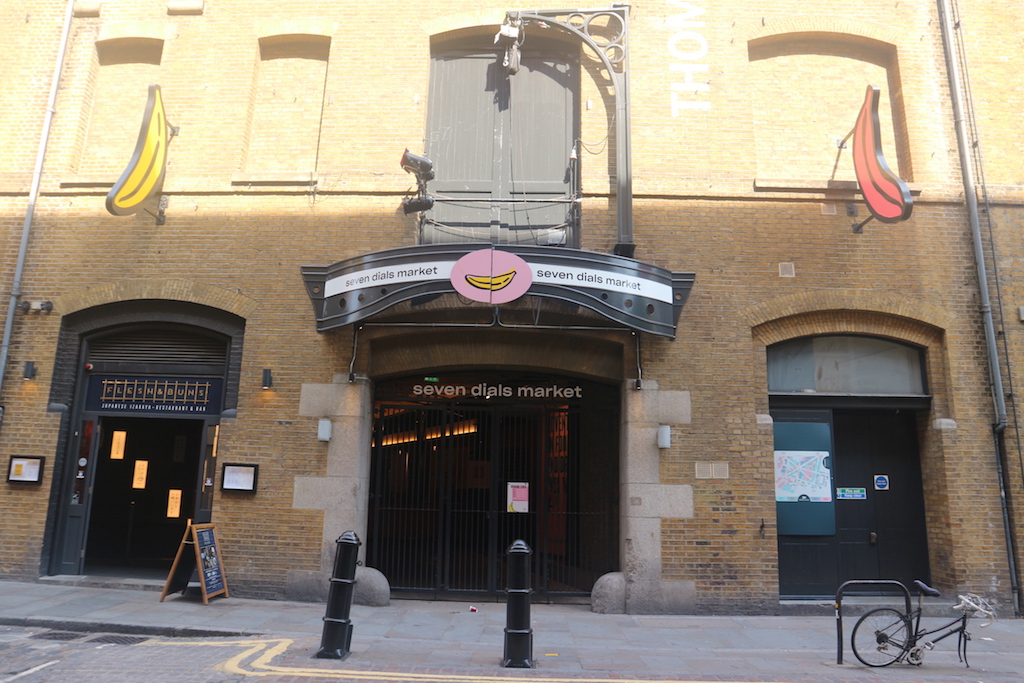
[0,0,1020,609]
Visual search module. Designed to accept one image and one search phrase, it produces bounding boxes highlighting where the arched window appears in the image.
[79,37,163,175]
[747,32,911,184]
[245,34,331,173]
[767,335,926,396]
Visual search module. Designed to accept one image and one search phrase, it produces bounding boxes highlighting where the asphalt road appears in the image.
[3,622,1023,683]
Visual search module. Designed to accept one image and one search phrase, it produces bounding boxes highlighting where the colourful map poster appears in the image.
[774,450,832,502]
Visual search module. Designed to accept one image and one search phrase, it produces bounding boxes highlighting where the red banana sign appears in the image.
[851,85,913,223]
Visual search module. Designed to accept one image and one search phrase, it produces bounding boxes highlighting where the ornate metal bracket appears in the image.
[514,6,634,257]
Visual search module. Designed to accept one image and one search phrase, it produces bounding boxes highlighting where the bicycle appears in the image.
[850,579,995,668]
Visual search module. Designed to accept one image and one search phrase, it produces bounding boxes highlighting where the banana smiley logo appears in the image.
[464,269,517,292]
[451,250,532,304]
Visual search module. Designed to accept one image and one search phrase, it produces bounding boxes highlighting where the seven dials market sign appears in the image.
[302,244,695,338]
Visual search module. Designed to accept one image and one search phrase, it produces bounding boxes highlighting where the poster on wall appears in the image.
[507,482,529,513]
[773,451,833,502]
[773,449,836,535]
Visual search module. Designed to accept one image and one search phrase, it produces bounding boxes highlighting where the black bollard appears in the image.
[502,539,534,668]
[315,531,361,659]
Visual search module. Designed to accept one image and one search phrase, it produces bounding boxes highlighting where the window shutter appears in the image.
[424,47,578,246]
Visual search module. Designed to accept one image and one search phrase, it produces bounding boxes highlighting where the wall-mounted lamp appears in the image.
[318,418,332,442]
[402,195,435,214]
[261,368,273,390]
[657,424,671,449]
[23,361,37,380]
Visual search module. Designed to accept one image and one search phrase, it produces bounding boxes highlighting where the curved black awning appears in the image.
[301,244,695,338]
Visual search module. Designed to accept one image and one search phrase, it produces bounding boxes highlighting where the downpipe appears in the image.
[938,0,1021,616]
[0,0,76,405]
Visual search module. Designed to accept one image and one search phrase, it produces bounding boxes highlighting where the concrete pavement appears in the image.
[2,577,1023,681]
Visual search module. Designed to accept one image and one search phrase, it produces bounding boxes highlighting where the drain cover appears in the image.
[30,631,85,641]
[87,634,149,646]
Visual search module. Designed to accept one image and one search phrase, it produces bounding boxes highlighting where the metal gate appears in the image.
[368,401,616,598]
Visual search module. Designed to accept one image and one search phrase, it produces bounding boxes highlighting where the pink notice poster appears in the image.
[507,482,529,513]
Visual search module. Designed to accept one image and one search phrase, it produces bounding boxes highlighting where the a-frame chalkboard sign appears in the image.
[160,522,229,604]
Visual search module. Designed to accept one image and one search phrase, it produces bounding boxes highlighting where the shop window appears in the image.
[748,33,911,184]
[78,37,163,176]
[768,335,926,396]
[422,38,579,247]
[244,34,331,173]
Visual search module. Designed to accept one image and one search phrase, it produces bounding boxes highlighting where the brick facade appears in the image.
[0,0,1021,614]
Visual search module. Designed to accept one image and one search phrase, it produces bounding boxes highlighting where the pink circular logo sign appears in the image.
[451,249,533,304]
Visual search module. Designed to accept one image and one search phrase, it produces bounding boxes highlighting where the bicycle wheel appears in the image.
[851,607,911,667]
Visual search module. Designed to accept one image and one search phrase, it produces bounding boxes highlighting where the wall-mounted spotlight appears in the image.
[261,368,273,390]
[23,361,37,380]
[400,149,435,183]
[657,425,672,449]
[402,195,435,214]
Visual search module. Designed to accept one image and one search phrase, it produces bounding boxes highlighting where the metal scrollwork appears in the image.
[520,7,629,72]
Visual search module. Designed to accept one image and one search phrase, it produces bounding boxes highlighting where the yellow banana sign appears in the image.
[465,269,517,291]
[106,84,170,216]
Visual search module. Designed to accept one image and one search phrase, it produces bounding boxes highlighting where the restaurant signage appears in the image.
[848,85,913,224]
[107,85,173,217]
[85,375,224,415]
[302,244,694,338]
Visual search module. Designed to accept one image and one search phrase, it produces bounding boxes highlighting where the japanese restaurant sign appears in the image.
[85,375,224,415]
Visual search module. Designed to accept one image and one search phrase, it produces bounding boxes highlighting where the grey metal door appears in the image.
[52,419,101,574]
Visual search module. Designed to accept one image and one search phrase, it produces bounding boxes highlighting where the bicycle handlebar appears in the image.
[955,593,996,627]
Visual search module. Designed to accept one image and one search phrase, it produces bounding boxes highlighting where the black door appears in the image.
[776,408,929,596]
[833,410,930,588]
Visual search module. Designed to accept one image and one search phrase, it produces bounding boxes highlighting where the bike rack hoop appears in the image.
[835,580,913,665]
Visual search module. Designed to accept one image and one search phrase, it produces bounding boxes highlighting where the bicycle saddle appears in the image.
[913,579,941,597]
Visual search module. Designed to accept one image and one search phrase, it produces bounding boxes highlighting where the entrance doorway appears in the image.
[775,408,930,597]
[768,335,932,597]
[52,413,217,577]
[47,313,239,578]
[83,417,205,574]
[368,373,619,598]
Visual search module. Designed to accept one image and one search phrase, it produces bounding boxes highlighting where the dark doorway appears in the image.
[776,408,930,597]
[368,373,618,599]
[833,410,930,588]
[84,417,205,574]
